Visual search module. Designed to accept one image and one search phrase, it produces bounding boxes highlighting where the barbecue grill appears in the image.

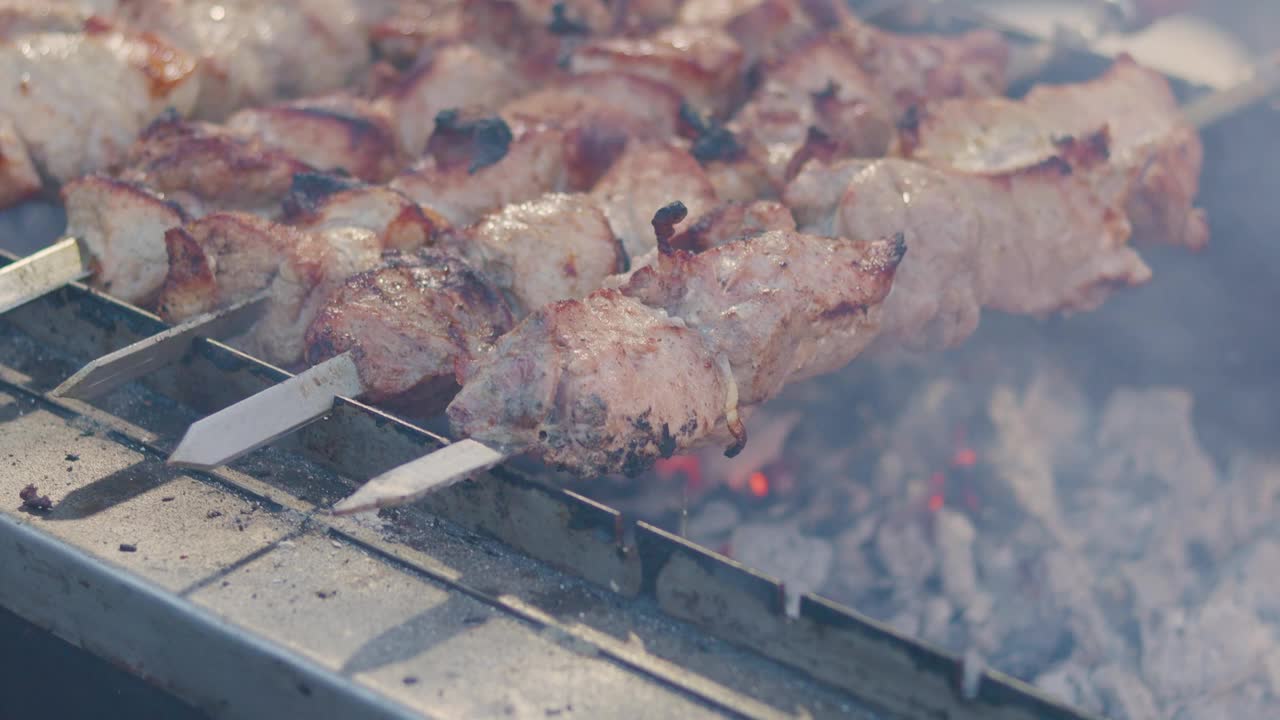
[2,2,1277,718]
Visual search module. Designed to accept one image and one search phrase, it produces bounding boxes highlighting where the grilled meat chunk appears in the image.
[391,121,571,227]
[570,25,746,118]
[449,290,732,476]
[305,250,515,402]
[157,178,439,365]
[678,0,817,66]
[448,230,905,476]
[620,230,903,405]
[731,38,894,186]
[0,113,38,207]
[61,174,186,304]
[0,26,199,193]
[114,0,380,120]
[590,142,718,259]
[785,133,1149,351]
[116,113,313,217]
[446,192,624,314]
[376,42,525,157]
[305,191,624,399]
[225,95,405,183]
[900,55,1207,250]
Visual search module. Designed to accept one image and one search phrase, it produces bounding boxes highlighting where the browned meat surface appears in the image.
[156,212,302,322]
[448,230,905,476]
[620,230,903,405]
[730,38,894,186]
[375,42,525,157]
[61,174,186,304]
[503,71,684,141]
[900,55,1207,250]
[570,25,746,118]
[157,178,438,365]
[590,141,718,259]
[305,250,514,402]
[785,135,1149,352]
[0,25,199,195]
[446,192,624,314]
[669,199,796,252]
[226,95,405,183]
[449,290,732,476]
[116,113,313,217]
[678,0,817,65]
[816,3,1009,112]
[391,120,570,227]
[114,0,382,120]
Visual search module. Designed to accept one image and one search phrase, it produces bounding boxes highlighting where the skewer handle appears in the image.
[53,292,269,401]
[0,237,90,315]
[168,351,365,470]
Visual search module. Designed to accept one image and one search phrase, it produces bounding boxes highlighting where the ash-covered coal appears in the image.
[580,333,1280,719]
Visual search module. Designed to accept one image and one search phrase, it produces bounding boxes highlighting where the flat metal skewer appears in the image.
[324,56,1280,515]
[53,292,269,401]
[0,237,90,315]
[168,352,364,469]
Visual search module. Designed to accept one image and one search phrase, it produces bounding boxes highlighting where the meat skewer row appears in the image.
[328,60,1280,513]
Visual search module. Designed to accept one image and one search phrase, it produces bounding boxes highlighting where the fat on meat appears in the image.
[0,26,199,192]
[785,134,1150,352]
[900,55,1207,250]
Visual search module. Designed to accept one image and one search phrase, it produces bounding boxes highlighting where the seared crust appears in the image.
[226,96,404,183]
[304,250,515,401]
[668,199,796,252]
[155,212,304,322]
[901,55,1207,250]
[61,174,187,304]
[117,112,312,216]
[282,173,444,252]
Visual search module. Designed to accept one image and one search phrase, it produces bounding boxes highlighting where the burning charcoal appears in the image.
[919,596,953,643]
[1140,596,1275,704]
[873,518,935,590]
[695,411,799,493]
[18,484,52,512]
[1212,540,1280,624]
[1091,663,1160,720]
[1095,388,1218,500]
[986,386,1074,546]
[729,522,832,615]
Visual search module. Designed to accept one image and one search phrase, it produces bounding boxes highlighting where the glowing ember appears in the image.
[928,471,946,511]
[654,455,703,488]
[748,471,770,498]
[952,447,978,468]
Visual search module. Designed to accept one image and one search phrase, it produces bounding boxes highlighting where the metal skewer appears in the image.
[53,291,269,401]
[324,55,1280,516]
[0,237,91,315]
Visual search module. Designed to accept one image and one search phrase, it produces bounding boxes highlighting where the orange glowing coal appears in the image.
[928,470,946,512]
[654,455,704,488]
[748,471,770,498]
[952,447,978,468]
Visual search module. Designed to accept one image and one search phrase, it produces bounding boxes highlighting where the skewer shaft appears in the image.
[331,439,508,515]
[1183,55,1280,129]
[53,292,269,401]
[0,237,90,315]
[167,351,364,470]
